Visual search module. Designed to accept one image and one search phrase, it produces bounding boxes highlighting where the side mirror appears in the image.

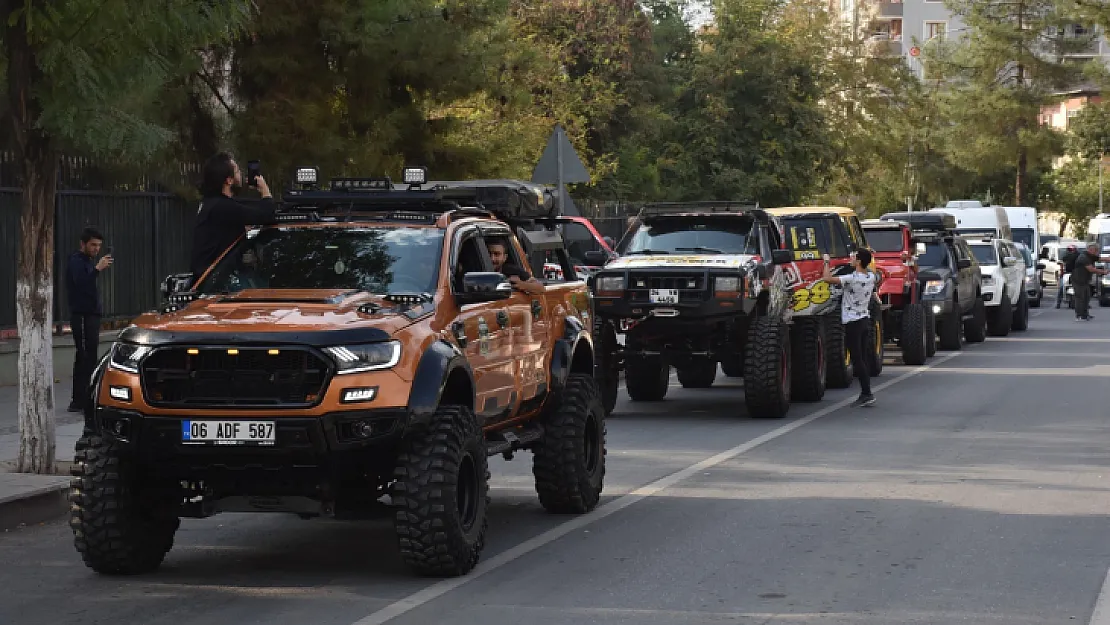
[958,259,973,270]
[457,272,512,305]
[161,273,194,298]
[584,250,609,266]
[1003,256,1018,267]
[770,249,793,265]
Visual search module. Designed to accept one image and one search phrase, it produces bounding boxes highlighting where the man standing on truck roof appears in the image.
[1073,242,1109,321]
[821,249,877,407]
[1057,244,1079,309]
[189,153,278,282]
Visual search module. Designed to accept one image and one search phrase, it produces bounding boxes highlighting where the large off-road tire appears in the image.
[70,435,181,575]
[790,317,826,402]
[677,361,717,388]
[900,303,928,366]
[743,317,791,419]
[393,405,490,577]
[595,322,620,415]
[533,373,606,514]
[824,317,853,389]
[964,297,987,344]
[867,302,884,377]
[1012,289,1030,331]
[938,310,962,351]
[721,357,744,378]
[987,290,1012,337]
[925,308,937,357]
[625,357,669,402]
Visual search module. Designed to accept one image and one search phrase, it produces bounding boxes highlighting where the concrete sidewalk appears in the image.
[0,379,84,531]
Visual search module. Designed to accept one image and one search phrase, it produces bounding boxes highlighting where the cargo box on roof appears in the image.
[880,211,957,233]
[426,179,557,220]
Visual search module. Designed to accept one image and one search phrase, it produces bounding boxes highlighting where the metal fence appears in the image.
[1,189,197,329]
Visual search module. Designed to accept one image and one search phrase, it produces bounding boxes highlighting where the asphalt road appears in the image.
[4,300,1110,625]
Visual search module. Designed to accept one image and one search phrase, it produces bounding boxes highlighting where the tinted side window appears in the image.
[561,222,601,266]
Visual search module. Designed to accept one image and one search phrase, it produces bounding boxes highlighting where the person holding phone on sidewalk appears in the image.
[65,227,111,412]
[821,249,878,407]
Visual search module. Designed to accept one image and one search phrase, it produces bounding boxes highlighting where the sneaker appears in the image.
[860,394,876,407]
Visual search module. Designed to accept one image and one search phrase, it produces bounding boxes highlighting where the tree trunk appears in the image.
[1015,148,1027,206]
[6,3,59,474]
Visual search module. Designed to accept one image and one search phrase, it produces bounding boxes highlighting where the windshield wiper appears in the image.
[627,249,671,255]
[675,247,724,254]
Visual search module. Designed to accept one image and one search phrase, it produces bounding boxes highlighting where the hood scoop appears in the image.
[216,290,361,305]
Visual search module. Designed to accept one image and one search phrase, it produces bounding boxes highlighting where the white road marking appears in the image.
[350,352,963,625]
[1090,566,1110,625]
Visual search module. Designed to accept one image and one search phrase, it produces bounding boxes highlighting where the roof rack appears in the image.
[879,211,957,233]
[274,177,554,223]
[632,201,762,218]
[861,218,904,229]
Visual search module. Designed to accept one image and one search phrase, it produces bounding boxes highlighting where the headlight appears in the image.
[923,280,945,295]
[981,275,994,285]
[714,276,740,293]
[324,341,401,374]
[109,343,151,374]
[596,276,625,293]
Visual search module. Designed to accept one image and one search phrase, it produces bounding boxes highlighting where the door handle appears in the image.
[452,321,467,347]
[496,311,509,328]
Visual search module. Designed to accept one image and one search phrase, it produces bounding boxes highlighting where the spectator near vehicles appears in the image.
[966,236,1029,336]
[766,209,876,400]
[880,212,986,351]
[861,219,931,365]
[589,202,795,418]
[70,169,606,578]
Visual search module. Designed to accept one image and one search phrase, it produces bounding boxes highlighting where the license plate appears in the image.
[182,420,276,446]
[649,289,680,304]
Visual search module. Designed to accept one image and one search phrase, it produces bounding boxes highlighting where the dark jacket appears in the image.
[189,195,277,280]
[1063,249,1080,274]
[66,251,102,315]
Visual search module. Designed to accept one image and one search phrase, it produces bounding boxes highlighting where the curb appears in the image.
[0,469,72,532]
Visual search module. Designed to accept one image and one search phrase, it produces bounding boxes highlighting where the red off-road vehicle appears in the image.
[862,219,933,365]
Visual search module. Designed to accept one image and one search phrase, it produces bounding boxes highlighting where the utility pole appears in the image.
[1100,140,1106,214]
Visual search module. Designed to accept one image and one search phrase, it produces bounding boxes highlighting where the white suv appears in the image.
[968,238,1029,336]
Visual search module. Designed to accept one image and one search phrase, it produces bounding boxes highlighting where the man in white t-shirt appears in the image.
[821,248,877,407]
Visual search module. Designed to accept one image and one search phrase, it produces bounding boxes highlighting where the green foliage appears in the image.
[1043,156,1102,233]
[2,0,253,161]
[1068,101,1110,158]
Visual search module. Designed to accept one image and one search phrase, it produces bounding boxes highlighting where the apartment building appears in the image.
[845,0,1106,77]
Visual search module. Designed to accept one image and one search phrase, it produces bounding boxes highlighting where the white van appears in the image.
[1039,239,1084,284]
[929,200,1013,241]
[1000,206,1038,257]
[1089,214,1110,261]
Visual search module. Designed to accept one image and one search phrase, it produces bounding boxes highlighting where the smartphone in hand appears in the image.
[247,160,261,187]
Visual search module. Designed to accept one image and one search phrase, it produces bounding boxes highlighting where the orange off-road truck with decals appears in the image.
[767,207,884,400]
[70,171,605,578]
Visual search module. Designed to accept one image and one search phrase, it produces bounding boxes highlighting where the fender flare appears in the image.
[85,351,112,432]
[407,340,476,428]
[550,315,593,393]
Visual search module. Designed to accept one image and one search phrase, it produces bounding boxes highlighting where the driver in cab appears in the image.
[487,239,544,296]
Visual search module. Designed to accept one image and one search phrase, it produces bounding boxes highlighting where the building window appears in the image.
[925,21,947,41]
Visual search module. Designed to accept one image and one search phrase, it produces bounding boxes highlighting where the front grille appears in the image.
[627,273,707,304]
[140,347,330,409]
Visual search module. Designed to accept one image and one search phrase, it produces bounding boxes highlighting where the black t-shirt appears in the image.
[499,263,531,281]
[189,195,277,280]
[1072,252,1095,285]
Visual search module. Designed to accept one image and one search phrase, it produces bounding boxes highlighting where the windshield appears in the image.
[969,244,998,266]
[622,217,758,255]
[1012,227,1034,249]
[864,229,905,253]
[780,218,849,258]
[197,227,444,295]
[917,242,949,269]
[1099,233,1110,251]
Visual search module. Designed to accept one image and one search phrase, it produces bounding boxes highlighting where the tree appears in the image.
[1,0,252,473]
[1068,100,1110,159]
[930,0,1088,204]
[1044,156,1101,235]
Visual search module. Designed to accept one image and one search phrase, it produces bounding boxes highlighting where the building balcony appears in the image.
[873,2,903,20]
[866,36,904,57]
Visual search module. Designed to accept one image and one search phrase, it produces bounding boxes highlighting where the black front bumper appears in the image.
[93,405,407,489]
